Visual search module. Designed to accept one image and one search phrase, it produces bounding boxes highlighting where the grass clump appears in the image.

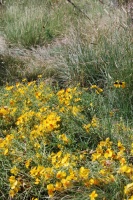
[1,0,71,47]
[53,4,133,119]
[0,78,132,200]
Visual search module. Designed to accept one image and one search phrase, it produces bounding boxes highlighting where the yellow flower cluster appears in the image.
[0,80,132,199]
[90,85,103,94]
[114,80,126,88]
[90,138,133,199]
[83,116,99,132]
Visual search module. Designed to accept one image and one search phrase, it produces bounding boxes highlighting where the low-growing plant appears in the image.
[0,79,132,199]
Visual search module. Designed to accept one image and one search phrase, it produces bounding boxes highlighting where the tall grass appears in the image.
[1,0,73,47]
[54,4,132,84]
[1,0,122,47]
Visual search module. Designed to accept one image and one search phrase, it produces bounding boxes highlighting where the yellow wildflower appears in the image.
[104,148,113,159]
[114,81,126,88]
[83,123,91,132]
[117,141,125,151]
[119,157,126,165]
[5,85,14,90]
[55,181,62,191]
[35,178,40,185]
[10,166,19,176]
[114,80,120,88]
[89,190,98,200]
[9,176,18,190]
[56,171,66,179]
[47,184,55,197]
[91,117,98,127]
[119,165,132,174]
[90,85,97,89]
[9,189,15,198]
[37,74,42,78]
[4,148,9,155]
[61,178,71,189]
[120,81,126,88]
[0,107,9,116]
[59,134,69,143]
[124,182,133,195]
[25,159,32,169]
[79,167,89,180]
[9,176,21,197]
[34,143,41,149]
